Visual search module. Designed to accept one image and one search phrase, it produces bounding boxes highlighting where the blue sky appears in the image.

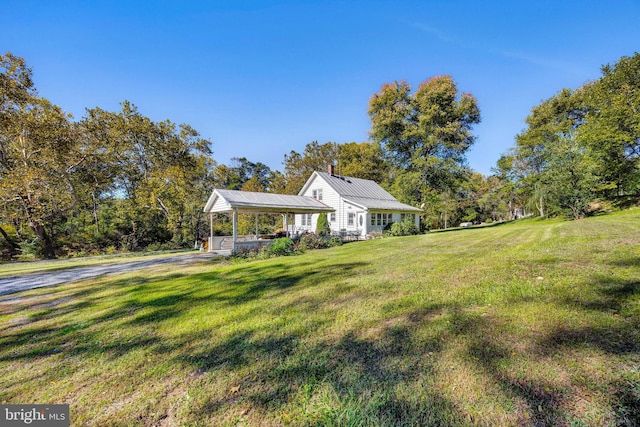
[3,0,640,175]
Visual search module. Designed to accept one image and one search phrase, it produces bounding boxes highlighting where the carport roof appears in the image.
[203,188,335,214]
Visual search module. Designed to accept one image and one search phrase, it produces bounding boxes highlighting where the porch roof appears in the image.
[203,188,335,214]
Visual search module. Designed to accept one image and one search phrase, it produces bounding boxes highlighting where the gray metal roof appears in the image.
[311,172,422,212]
[344,196,422,212]
[204,188,335,213]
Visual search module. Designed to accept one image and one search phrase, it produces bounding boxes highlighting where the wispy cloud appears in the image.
[409,21,589,78]
[409,22,454,43]
[492,49,590,78]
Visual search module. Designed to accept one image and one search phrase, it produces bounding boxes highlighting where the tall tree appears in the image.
[368,76,480,170]
[0,53,82,257]
[337,141,387,182]
[0,52,35,256]
[81,103,214,249]
[1,52,218,258]
[368,76,480,207]
[492,154,527,220]
[511,88,598,218]
[282,141,339,194]
[581,53,640,195]
[213,157,271,190]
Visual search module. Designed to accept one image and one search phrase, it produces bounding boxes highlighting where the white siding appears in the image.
[296,173,420,238]
[295,174,341,234]
[212,196,230,212]
[339,201,365,235]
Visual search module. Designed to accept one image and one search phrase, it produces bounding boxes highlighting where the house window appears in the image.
[312,189,323,200]
[301,213,313,226]
[370,213,392,227]
[348,212,355,226]
[330,213,336,222]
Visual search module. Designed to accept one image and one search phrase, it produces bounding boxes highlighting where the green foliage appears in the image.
[0,52,216,259]
[337,141,388,182]
[298,233,342,251]
[281,141,390,196]
[0,224,19,260]
[269,237,295,256]
[212,157,272,191]
[581,53,640,195]
[315,212,330,235]
[384,219,419,237]
[367,75,484,229]
[282,141,339,194]
[0,53,78,258]
[17,239,40,261]
[503,54,640,219]
[368,76,480,189]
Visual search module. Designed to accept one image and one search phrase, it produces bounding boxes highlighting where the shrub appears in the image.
[315,213,330,235]
[298,233,343,251]
[269,237,295,256]
[385,219,420,237]
[299,233,330,250]
[17,239,41,261]
[328,236,343,247]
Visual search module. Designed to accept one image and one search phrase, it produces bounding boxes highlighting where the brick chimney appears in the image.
[328,164,335,175]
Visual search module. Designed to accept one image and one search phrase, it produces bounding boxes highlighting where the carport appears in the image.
[203,188,334,253]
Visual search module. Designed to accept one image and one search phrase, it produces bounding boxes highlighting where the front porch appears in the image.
[207,227,364,254]
[203,188,334,253]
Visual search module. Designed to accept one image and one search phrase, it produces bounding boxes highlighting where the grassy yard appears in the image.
[1,210,639,426]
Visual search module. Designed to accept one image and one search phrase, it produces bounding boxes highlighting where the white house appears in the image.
[295,166,422,239]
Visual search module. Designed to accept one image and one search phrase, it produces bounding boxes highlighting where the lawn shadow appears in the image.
[0,260,369,370]
[0,273,190,365]
[442,307,571,426]
[536,271,640,423]
[554,274,640,354]
[179,302,468,425]
[456,267,640,426]
[428,220,514,235]
[186,261,370,307]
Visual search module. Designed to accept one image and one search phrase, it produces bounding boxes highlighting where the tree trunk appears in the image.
[20,195,56,258]
[12,218,23,240]
[173,210,184,245]
[33,221,55,259]
[92,191,100,234]
[536,195,545,217]
[0,225,20,257]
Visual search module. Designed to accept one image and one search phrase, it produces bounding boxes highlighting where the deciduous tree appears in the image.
[582,53,640,195]
[282,141,339,194]
[368,76,480,209]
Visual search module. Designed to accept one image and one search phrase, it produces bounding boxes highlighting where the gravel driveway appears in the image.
[0,252,218,296]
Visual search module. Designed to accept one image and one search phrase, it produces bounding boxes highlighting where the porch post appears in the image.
[232,208,238,252]
[209,212,213,252]
[284,213,289,238]
[255,213,259,238]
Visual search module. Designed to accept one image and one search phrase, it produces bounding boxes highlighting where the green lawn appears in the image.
[1,210,639,426]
